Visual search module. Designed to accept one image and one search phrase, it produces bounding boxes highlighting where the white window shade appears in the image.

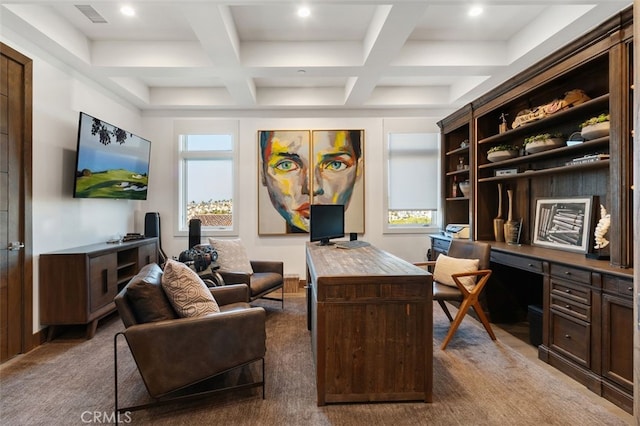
[388,133,439,210]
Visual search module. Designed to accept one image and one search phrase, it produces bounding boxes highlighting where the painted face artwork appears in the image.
[311,130,362,206]
[260,130,362,233]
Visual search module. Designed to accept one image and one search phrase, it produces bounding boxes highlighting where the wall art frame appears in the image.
[532,196,594,253]
[257,129,365,236]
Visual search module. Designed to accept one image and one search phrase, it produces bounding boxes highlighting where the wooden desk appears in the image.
[306,242,432,405]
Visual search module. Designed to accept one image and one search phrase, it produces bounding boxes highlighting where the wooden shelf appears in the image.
[445,145,469,156]
[479,160,609,182]
[478,138,609,170]
[477,94,610,146]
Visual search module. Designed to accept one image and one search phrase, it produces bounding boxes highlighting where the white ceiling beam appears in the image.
[345,3,430,106]
[150,87,234,107]
[181,3,256,105]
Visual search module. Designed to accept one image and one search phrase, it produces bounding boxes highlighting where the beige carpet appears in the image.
[0,294,633,425]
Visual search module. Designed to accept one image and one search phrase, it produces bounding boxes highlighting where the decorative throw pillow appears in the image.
[433,254,480,291]
[161,259,220,318]
[127,263,177,323]
[208,238,254,275]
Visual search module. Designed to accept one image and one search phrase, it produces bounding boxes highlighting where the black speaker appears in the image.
[144,212,160,238]
[350,232,358,241]
[189,219,202,249]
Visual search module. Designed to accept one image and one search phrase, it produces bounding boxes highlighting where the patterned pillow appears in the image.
[161,259,220,317]
[208,238,254,275]
[433,254,479,291]
[127,263,177,323]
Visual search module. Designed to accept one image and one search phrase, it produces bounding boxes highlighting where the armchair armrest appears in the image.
[452,269,492,294]
[209,283,250,304]
[217,271,251,286]
[250,260,283,275]
[123,307,266,398]
[414,261,436,272]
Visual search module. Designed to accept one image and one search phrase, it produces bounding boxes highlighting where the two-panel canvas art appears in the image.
[258,130,365,235]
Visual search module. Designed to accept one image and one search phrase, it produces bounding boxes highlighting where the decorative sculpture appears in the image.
[493,183,504,242]
[593,204,610,249]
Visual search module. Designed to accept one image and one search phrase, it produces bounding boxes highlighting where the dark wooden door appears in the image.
[0,43,33,362]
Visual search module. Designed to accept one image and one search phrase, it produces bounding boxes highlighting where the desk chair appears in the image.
[418,239,496,350]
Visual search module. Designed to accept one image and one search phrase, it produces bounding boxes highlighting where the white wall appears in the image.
[141,115,442,280]
[1,36,448,333]
[2,36,148,332]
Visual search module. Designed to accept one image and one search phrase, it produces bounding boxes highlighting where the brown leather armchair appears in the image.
[113,264,266,415]
[217,260,284,309]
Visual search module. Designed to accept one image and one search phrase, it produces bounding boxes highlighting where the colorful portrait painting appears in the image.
[258,129,365,235]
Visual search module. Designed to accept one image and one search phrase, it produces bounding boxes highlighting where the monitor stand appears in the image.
[317,238,335,246]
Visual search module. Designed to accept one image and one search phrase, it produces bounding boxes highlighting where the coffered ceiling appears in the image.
[0,1,631,115]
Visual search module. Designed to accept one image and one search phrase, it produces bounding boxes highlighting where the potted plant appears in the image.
[522,133,565,154]
[487,144,519,162]
[580,113,610,140]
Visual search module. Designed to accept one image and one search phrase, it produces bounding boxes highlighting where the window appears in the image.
[175,120,239,236]
[385,132,440,233]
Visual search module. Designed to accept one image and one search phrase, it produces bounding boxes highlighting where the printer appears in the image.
[445,224,470,239]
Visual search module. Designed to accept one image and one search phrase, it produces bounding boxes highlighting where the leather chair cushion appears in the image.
[162,259,221,318]
[250,272,283,297]
[219,302,253,313]
[433,281,464,301]
[433,254,479,291]
[126,263,177,323]
[208,238,254,275]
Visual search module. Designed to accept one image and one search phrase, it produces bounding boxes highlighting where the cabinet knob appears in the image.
[564,271,571,275]
[565,304,571,309]
[565,289,571,294]
[627,287,633,292]
[528,263,534,267]
[564,334,571,339]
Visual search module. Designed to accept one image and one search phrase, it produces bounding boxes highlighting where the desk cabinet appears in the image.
[488,243,632,414]
[600,275,633,412]
[306,242,432,406]
[40,238,158,339]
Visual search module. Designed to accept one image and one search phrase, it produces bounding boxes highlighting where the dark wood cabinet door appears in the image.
[601,293,633,390]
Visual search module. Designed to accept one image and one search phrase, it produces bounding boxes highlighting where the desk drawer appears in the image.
[603,275,633,298]
[550,311,590,367]
[551,294,590,322]
[490,251,543,274]
[550,264,591,285]
[550,279,591,306]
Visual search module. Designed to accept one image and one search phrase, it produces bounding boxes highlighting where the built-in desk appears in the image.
[306,242,432,406]
[428,234,633,414]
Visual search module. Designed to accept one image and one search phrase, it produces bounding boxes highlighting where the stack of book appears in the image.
[568,153,609,165]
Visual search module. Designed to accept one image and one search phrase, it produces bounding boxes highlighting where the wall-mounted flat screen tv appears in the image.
[73,112,151,200]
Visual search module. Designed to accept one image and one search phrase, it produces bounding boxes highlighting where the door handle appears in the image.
[8,241,25,251]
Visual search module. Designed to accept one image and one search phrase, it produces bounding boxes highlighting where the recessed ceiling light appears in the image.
[297,6,311,18]
[120,5,135,17]
[468,5,483,17]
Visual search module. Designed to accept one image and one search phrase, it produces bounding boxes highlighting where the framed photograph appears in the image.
[533,197,594,253]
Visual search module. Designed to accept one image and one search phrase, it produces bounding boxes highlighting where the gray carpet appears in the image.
[0,294,632,425]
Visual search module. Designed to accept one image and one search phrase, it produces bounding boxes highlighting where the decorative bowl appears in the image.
[524,137,566,154]
[458,181,471,198]
[581,121,609,140]
[487,150,518,163]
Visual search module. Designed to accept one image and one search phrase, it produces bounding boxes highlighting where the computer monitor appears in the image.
[310,204,345,246]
